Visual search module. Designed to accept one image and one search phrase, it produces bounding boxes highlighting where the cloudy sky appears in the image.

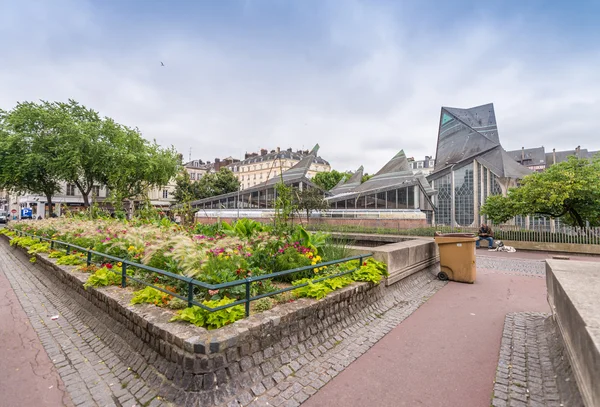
[1,0,599,173]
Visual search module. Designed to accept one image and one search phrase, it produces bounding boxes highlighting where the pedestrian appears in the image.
[476,223,494,249]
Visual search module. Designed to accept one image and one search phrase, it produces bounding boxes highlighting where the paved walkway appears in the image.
[302,252,577,407]
[0,261,73,407]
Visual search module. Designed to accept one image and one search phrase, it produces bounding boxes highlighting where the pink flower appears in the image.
[208,289,219,296]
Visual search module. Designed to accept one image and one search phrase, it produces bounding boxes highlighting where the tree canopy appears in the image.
[0,100,180,214]
[311,170,351,191]
[481,155,600,227]
[173,168,240,203]
[294,187,329,223]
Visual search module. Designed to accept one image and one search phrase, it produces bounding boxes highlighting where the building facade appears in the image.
[407,156,436,175]
[228,147,331,191]
[427,103,531,227]
[506,146,598,172]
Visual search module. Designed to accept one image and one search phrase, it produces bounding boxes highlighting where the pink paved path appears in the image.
[304,258,551,407]
[0,264,72,407]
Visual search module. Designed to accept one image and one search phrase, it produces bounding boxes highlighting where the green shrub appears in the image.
[253,297,274,312]
[170,298,245,329]
[56,254,85,266]
[84,267,122,288]
[27,242,50,255]
[48,251,66,259]
[352,258,388,284]
[292,279,332,300]
[166,297,188,310]
[130,286,172,306]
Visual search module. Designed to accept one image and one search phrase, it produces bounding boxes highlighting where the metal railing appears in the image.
[14,230,372,317]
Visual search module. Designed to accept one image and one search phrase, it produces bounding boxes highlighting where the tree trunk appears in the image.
[82,193,90,207]
[45,193,54,217]
[570,209,585,228]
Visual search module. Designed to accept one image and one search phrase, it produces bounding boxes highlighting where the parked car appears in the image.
[0,212,8,224]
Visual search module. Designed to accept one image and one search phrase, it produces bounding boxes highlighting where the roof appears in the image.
[430,103,530,180]
[476,148,532,179]
[433,103,500,173]
[326,150,436,204]
[329,166,363,195]
[505,147,546,165]
[184,160,212,170]
[234,148,330,166]
[545,148,597,165]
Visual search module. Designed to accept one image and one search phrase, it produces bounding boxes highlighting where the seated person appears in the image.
[476,224,494,248]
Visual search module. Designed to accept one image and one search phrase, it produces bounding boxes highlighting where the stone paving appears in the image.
[0,243,169,407]
[220,273,446,407]
[491,312,583,407]
[477,255,546,277]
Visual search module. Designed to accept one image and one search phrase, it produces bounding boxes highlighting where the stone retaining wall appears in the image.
[2,234,388,405]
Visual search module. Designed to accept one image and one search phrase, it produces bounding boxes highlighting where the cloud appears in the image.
[1,0,599,175]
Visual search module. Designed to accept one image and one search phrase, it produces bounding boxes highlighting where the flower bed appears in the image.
[3,218,386,330]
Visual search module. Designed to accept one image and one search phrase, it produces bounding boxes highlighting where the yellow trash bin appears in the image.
[433,232,478,283]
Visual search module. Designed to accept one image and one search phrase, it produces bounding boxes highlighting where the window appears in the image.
[241,175,244,181]
[191,173,196,180]
[253,174,256,180]
[162,190,168,199]
[417,161,424,168]
[92,186,100,197]
[429,160,435,167]
[66,184,75,196]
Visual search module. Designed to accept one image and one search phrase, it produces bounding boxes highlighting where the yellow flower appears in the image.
[117,262,122,267]
[127,246,135,252]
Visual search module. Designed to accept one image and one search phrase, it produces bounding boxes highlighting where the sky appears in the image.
[1,0,599,174]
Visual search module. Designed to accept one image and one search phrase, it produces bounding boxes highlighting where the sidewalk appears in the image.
[0,262,73,407]
[303,253,553,407]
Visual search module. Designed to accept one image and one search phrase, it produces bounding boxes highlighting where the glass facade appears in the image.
[454,163,474,226]
[434,173,452,225]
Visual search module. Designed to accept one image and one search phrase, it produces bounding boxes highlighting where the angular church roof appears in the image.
[265,144,319,186]
[430,103,531,180]
[329,166,363,195]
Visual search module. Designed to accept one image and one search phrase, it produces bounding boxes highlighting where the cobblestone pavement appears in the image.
[0,243,169,407]
[492,313,583,407]
[476,255,546,277]
[222,274,446,407]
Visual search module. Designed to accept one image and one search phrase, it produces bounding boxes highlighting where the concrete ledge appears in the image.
[339,234,440,286]
[546,260,600,407]
[505,240,600,255]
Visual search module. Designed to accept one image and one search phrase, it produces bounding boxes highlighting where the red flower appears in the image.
[105,263,113,269]
[363,262,367,266]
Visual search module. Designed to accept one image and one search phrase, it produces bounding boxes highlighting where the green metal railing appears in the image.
[14,230,372,317]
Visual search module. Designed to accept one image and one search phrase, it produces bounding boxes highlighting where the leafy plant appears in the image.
[48,251,66,259]
[253,297,274,312]
[322,276,353,290]
[27,242,51,255]
[77,264,99,273]
[56,254,85,266]
[170,298,245,329]
[352,258,388,284]
[83,266,122,288]
[166,297,188,310]
[292,279,333,300]
[130,286,172,306]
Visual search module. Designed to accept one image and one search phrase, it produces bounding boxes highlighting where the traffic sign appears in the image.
[11,209,16,213]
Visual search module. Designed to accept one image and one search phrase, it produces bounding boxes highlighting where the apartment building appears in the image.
[407,156,436,175]
[227,147,331,190]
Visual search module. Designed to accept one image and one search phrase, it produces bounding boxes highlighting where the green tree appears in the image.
[173,172,200,203]
[361,173,373,183]
[54,100,111,207]
[481,155,600,227]
[102,122,179,213]
[196,168,240,199]
[312,170,351,191]
[294,187,329,224]
[0,102,69,216]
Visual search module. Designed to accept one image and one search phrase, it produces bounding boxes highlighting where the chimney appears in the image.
[521,147,525,162]
[552,148,556,165]
[287,148,292,152]
[576,145,580,157]
[260,149,267,156]
[277,147,280,153]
